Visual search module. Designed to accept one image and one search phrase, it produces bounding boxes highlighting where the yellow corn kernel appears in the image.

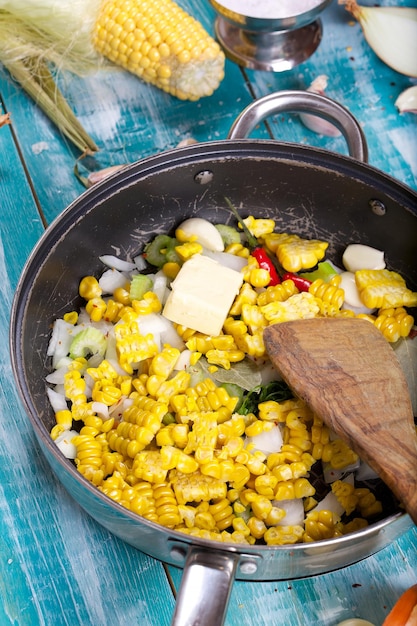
[229,283,258,316]
[267,233,328,273]
[209,499,234,531]
[247,516,267,540]
[175,242,203,260]
[85,297,107,322]
[309,278,344,310]
[331,480,358,516]
[304,510,341,542]
[225,243,250,258]
[132,291,162,315]
[241,216,275,238]
[153,483,182,528]
[55,409,72,429]
[234,331,265,358]
[241,303,267,333]
[113,286,131,305]
[205,348,245,370]
[79,276,102,300]
[247,268,271,288]
[264,525,304,545]
[94,0,225,102]
[63,311,78,325]
[163,262,181,279]
[154,371,191,400]
[374,307,414,342]
[256,279,299,306]
[115,321,159,374]
[223,317,247,337]
[261,292,320,323]
[149,345,181,378]
[92,381,122,406]
[170,469,227,505]
[355,269,417,309]
[251,495,272,520]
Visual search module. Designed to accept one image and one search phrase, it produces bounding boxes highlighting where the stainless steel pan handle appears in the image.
[227,90,368,163]
[171,547,239,626]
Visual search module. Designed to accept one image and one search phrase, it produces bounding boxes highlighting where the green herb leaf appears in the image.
[198,356,262,391]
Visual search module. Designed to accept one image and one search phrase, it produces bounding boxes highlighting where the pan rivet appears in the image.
[239,560,258,575]
[170,546,187,562]
[369,199,386,216]
[194,170,214,185]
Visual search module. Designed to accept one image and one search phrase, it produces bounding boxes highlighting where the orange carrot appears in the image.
[383,585,417,626]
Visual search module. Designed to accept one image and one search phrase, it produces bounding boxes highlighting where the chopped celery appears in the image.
[69,327,107,359]
[215,223,242,246]
[144,234,173,267]
[165,238,182,264]
[220,382,245,410]
[299,261,338,283]
[130,274,153,300]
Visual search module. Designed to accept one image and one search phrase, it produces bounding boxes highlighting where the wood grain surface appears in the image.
[1,0,416,624]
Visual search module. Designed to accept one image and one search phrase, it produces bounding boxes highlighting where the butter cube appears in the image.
[162,254,244,336]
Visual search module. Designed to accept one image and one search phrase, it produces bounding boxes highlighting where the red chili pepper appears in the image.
[225,197,281,286]
[252,248,281,286]
[282,272,312,292]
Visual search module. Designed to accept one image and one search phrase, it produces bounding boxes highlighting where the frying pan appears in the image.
[10,91,417,625]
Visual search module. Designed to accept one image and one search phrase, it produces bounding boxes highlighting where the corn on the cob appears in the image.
[93,0,225,101]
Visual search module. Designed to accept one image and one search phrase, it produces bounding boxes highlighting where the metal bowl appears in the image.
[209,0,333,70]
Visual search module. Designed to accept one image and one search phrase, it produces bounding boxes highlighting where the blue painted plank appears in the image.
[0,122,175,626]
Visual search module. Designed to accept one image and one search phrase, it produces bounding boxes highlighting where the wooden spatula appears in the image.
[263,317,417,525]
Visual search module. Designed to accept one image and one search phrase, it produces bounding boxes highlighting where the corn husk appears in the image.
[0,5,103,153]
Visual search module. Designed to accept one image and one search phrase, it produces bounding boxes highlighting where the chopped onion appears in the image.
[272,498,305,526]
[202,250,247,272]
[46,387,68,412]
[99,268,127,294]
[54,429,78,459]
[99,255,136,272]
[246,424,283,455]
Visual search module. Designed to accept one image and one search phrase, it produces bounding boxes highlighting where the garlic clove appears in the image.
[340,0,417,78]
[395,85,417,114]
[299,75,342,136]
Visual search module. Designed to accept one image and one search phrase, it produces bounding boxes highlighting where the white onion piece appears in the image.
[176,218,225,252]
[161,322,186,350]
[342,244,385,272]
[173,349,192,371]
[153,272,169,304]
[54,430,78,459]
[246,424,283,455]
[339,272,375,313]
[99,255,136,272]
[46,387,68,412]
[323,459,360,484]
[133,254,147,271]
[45,357,73,384]
[202,250,247,272]
[272,498,305,526]
[99,268,127,294]
[342,1,417,77]
[47,318,76,359]
[91,402,110,419]
[313,491,345,517]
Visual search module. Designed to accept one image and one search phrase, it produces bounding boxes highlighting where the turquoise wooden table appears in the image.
[1,1,416,624]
